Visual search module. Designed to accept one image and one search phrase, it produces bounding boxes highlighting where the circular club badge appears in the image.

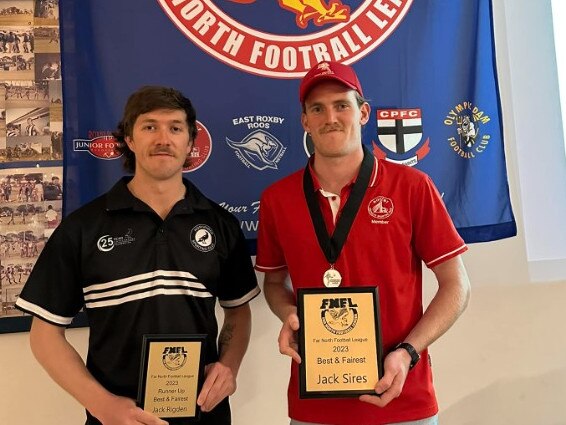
[190,224,216,252]
[162,347,188,371]
[158,0,413,78]
[184,120,212,173]
[321,304,358,335]
[87,136,123,160]
[368,196,394,220]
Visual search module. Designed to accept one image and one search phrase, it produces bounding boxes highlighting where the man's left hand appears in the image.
[358,349,410,407]
[196,362,236,412]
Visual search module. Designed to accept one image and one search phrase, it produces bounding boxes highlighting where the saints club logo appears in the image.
[158,0,414,77]
[73,134,123,160]
[320,297,358,335]
[190,224,216,252]
[162,346,188,371]
[372,108,430,166]
[444,101,492,159]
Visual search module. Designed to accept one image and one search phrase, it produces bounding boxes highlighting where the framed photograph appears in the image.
[0,166,65,332]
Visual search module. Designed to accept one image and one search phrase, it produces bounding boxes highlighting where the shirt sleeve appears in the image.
[15,222,84,326]
[217,217,260,308]
[254,189,287,272]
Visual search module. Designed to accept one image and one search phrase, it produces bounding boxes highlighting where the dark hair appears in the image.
[113,86,198,173]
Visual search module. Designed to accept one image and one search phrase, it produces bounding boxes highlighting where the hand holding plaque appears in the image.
[137,335,206,420]
[297,287,383,398]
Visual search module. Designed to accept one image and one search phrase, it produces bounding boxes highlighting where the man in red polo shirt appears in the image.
[255,61,471,425]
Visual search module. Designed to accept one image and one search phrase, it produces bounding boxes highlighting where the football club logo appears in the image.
[368,196,393,223]
[226,129,286,170]
[158,0,414,77]
[444,101,492,159]
[228,114,287,170]
[184,120,212,172]
[190,224,216,252]
[320,297,358,335]
[372,108,430,166]
[162,346,188,371]
[73,135,123,160]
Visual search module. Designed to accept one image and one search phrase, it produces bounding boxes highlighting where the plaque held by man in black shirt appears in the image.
[137,334,206,420]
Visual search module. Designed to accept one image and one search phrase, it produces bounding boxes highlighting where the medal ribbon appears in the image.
[303,145,374,266]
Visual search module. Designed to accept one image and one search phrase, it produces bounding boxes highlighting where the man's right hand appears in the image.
[278,311,302,364]
[29,318,168,425]
[94,395,168,425]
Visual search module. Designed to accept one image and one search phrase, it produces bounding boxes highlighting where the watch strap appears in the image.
[395,342,420,370]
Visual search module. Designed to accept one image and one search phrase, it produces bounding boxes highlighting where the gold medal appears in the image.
[323,267,342,288]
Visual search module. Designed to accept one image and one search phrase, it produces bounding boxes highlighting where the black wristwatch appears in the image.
[394,342,420,370]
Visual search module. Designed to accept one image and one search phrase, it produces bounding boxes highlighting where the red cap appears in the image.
[299,61,364,104]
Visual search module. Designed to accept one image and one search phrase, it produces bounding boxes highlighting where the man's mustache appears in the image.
[150,147,174,155]
[320,125,343,134]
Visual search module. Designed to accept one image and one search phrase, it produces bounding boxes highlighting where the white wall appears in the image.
[500,0,566,281]
[2,1,566,424]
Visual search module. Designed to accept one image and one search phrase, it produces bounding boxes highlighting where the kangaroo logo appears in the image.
[226,130,286,170]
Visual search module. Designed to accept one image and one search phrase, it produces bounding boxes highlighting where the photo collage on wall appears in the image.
[0,0,62,319]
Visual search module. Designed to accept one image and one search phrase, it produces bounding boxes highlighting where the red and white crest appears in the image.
[158,0,414,78]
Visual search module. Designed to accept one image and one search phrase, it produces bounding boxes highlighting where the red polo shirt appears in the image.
[256,155,467,424]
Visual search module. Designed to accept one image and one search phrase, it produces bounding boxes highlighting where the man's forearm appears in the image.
[218,304,252,376]
[263,270,296,322]
[402,255,471,353]
[29,318,114,418]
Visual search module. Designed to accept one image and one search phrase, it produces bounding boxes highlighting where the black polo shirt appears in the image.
[16,177,259,425]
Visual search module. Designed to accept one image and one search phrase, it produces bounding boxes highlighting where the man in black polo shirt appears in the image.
[16,86,260,425]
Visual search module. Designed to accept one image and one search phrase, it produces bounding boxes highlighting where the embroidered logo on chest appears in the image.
[96,229,136,252]
[368,196,394,224]
[190,224,216,252]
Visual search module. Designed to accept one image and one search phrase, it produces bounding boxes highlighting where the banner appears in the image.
[60,0,516,248]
